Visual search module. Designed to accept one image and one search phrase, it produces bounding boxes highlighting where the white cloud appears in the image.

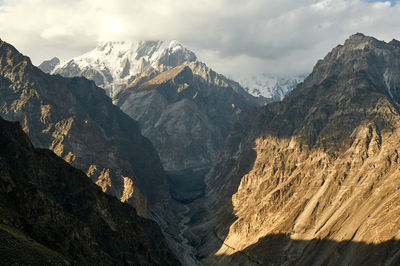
[0,0,399,78]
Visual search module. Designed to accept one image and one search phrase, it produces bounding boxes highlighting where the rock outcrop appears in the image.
[0,116,180,265]
[0,39,170,218]
[199,33,400,265]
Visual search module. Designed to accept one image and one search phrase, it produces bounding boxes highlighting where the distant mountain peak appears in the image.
[37,39,305,101]
[237,74,307,100]
[37,57,60,73]
[45,40,197,97]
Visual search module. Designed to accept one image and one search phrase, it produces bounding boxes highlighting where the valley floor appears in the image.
[163,166,210,266]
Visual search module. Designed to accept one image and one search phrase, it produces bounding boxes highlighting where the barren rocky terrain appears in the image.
[193,33,400,265]
[3,33,400,266]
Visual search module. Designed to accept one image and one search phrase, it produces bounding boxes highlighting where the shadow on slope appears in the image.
[214,233,400,266]
[200,75,400,260]
[166,166,210,204]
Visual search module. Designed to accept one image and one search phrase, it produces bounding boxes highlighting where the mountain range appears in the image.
[2,32,400,266]
[39,40,303,101]
[39,40,265,173]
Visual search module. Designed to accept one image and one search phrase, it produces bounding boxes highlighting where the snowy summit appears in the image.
[46,40,197,97]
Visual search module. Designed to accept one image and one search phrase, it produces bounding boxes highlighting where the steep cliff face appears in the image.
[114,62,262,171]
[200,33,400,265]
[0,39,170,218]
[0,116,180,265]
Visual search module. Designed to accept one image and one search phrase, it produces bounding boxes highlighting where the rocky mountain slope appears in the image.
[113,61,263,171]
[0,116,180,265]
[0,38,170,218]
[40,41,265,172]
[196,33,400,265]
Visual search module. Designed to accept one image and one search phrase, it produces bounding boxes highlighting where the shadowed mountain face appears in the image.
[198,33,400,265]
[214,234,400,266]
[0,116,180,265]
[0,39,170,218]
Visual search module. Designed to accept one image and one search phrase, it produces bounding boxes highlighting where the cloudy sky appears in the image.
[0,0,399,79]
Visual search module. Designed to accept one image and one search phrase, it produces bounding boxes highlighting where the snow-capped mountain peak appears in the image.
[48,40,197,97]
[38,40,305,101]
[237,74,307,100]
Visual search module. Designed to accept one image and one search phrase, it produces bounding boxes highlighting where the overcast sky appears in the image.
[0,0,399,78]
